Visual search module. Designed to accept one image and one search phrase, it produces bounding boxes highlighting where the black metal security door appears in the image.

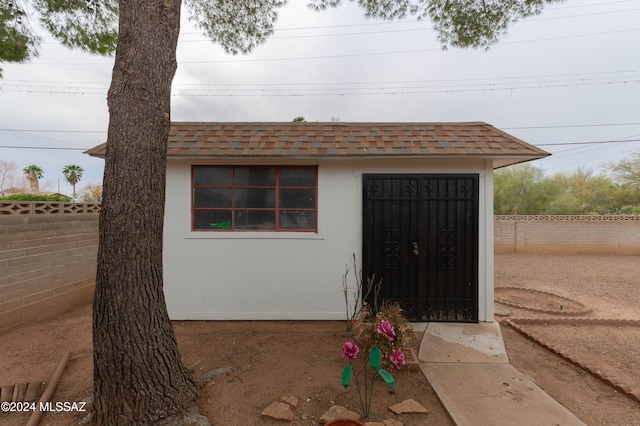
[362,174,479,322]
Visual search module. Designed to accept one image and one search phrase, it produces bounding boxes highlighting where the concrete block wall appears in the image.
[0,203,99,334]
[2,206,639,334]
[495,215,640,254]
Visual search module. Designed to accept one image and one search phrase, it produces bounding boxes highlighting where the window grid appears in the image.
[192,166,318,232]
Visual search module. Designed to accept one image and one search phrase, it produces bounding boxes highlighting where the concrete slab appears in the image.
[421,363,587,426]
[418,322,586,425]
[419,322,509,364]
[410,322,429,333]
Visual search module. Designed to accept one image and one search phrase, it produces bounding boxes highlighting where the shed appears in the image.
[87,122,549,322]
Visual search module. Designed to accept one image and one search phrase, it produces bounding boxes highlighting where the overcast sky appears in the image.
[1,0,639,197]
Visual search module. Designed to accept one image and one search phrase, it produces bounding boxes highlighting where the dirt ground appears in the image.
[1,253,639,425]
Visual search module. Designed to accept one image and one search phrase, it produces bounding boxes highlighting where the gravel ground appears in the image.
[495,253,640,320]
[496,253,640,426]
[0,253,638,426]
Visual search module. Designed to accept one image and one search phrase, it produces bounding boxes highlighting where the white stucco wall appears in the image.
[163,157,495,321]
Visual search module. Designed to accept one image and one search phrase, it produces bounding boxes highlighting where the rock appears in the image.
[494,305,511,317]
[196,366,233,385]
[281,395,299,407]
[261,401,294,422]
[319,405,361,423]
[383,420,404,426]
[155,407,210,426]
[388,399,429,415]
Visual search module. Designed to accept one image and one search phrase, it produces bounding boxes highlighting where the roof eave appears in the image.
[166,152,550,167]
[493,154,551,169]
[86,150,549,168]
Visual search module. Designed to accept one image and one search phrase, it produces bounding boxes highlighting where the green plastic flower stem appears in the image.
[366,365,379,417]
[364,357,371,417]
[351,361,366,417]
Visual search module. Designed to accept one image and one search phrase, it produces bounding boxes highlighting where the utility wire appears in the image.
[0,145,87,150]
[175,8,640,41]
[2,137,639,151]
[21,26,640,66]
[4,69,638,89]
[536,139,640,146]
[0,129,105,133]
[2,123,640,134]
[505,122,640,130]
[3,78,638,96]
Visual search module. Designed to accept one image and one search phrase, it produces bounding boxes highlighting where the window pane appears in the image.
[280,168,316,187]
[235,210,275,230]
[280,210,316,230]
[279,189,315,208]
[235,188,275,208]
[193,167,232,186]
[193,210,232,230]
[194,188,232,208]
[235,168,275,186]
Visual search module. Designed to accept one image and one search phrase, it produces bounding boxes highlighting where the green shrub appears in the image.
[0,194,72,202]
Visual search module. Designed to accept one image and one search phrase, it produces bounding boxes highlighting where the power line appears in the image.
[0,128,105,133]
[176,8,640,42]
[178,28,640,64]
[536,139,640,146]
[549,0,640,11]
[2,138,639,151]
[173,72,640,91]
[2,122,640,134]
[35,0,636,42]
[0,145,88,150]
[23,26,640,66]
[4,78,638,96]
[171,79,640,96]
[505,122,640,130]
[4,69,638,89]
[157,0,640,37]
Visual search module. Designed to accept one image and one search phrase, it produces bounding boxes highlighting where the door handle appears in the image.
[411,242,419,256]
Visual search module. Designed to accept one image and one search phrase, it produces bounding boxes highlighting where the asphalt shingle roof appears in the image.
[85,122,550,162]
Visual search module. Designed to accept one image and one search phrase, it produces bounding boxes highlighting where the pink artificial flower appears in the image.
[390,350,405,370]
[342,342,360,361]
[376,320,396,341]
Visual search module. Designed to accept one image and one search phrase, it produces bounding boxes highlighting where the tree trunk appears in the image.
[29,178,39,193]
[92,0,199,424]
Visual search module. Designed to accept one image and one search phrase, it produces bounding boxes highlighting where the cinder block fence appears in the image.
[0,202,99,334]
[495,215,640,254]
[1,204,639,334]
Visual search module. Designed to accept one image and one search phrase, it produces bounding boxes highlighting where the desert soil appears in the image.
[1,253,639,425]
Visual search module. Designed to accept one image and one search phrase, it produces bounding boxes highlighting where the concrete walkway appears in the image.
[415,322,587,426]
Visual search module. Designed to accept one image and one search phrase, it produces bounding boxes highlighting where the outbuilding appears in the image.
[87,122,549,322]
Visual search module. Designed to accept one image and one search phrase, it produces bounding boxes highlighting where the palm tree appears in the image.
[23,164,44,193]
[62,164,84,198]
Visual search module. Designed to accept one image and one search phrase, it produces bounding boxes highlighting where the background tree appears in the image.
[77,183,103,203]
[610,151,640,190]
[22,164,43,193]
[494,163,550,214]
[0,159,18,195]
[1,0,563,423]
[62,164,84,198]
[609,151,640,213]
[292,116,306,122]
[494,162,640,215]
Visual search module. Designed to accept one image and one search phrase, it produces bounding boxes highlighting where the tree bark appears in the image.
[92,0,199,424]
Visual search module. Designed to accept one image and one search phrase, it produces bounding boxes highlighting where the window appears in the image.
[192,166,318,232]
